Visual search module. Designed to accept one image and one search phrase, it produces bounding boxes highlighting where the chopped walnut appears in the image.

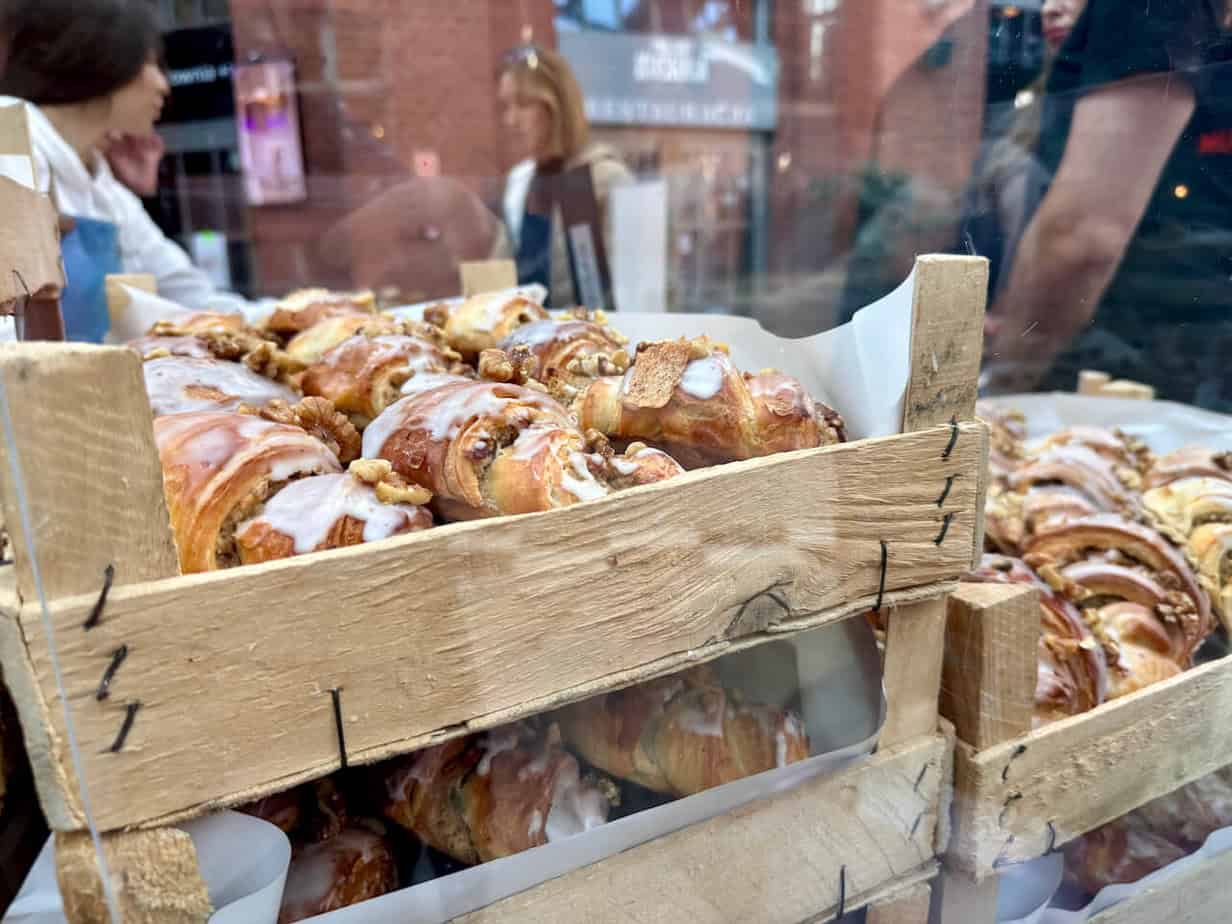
[257,397,362,464]
[479,349,515,383]
[1217,451,1232,472]
[423,303,451,328]
[349,458,393,484]
[584,429,614,457]
[374,478,432,507]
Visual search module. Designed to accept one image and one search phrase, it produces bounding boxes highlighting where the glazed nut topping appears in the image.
[687,339,711,360]
[349,458,393,484]
[479,349,515,383]
[375,478,432,507]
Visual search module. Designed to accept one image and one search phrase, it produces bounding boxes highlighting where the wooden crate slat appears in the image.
[902,254,988,433]
[881,597,947,748]
[2,420,984,832]
[1086,847,1232,924]
[0,344,179,601]
[949,650,1232,879]
[457,734,946,924]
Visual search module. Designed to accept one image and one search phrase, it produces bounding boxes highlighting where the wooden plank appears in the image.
[459,734,947,924]
[933,868,1000,924]
[902,254,988,432]
[1086,847,1232,924]
[0,106,64,306]
[56,827,211,924]
[941,583,1036,750]
[0,344,179,602]
[949,651,1232,879]
[459,260,517,296]
[5,420,984,831]
[881,597,946,747]
[866,881,932,924]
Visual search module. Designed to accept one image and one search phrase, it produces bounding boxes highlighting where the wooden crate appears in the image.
[0,254,988,922]
[936,581,1232,923]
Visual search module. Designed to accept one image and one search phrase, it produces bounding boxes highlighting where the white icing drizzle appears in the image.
[502,319,564,349]
[398,372,469,397]
[528,809,544,840]
[562,451,609,502]
[154,413,341,485]
[678,356,725,400]
[278,828,385,920]
[544,764,609,843]
[237,473,425,554]
[478,725,523,777]
[518,746,553,782]
[609,457,639,476]
[677,692,725,738]
[143,356,294,417]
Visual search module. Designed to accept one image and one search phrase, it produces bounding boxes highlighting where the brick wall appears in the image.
[225,0,986,302]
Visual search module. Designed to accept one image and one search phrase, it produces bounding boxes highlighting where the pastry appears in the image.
[277,826,398,923]
[143,356,297,417]
[427,291,548,361]
[301,333,464,427]
[496,315,629,387]
[235,462,432,564]
[573,337,845,468]
[154,411,344,572]
[362,375,604,521]
[263,289,377,338]
[555,666,810,796]
[381,724,611,866]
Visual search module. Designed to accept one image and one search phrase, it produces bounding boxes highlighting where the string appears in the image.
[0,373,122,922]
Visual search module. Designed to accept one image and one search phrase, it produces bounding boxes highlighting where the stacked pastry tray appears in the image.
[0,255,988,923]
[936,396,1232,924]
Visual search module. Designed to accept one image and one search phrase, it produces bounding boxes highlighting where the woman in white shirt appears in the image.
[0,0,244,341]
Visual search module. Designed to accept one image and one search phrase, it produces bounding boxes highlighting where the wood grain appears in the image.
[949,651,1232,879]
[865,881,932,924]
[933,868,1000,924]
[0,344,179,601]
[459,260,517,296]
[56,827,210,924]
[7,420,983,831]
[0,107,64,305]
[881,597,946,747]
[1086,847,1232,924]
[902,254,988,432]
[459,734,947,924]
[941,583,1036,750]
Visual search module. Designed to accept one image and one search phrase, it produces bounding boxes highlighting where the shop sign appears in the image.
[559,32,778,131]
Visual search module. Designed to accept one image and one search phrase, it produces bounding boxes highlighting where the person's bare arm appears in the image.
[984,74,1195,388]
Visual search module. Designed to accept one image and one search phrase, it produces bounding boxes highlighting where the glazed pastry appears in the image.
[965,556,1108,724]
[235,462,432,564]
[1133,766,1232,849]
[237,789,302,834]
[555,666,810,796]
[598,441,687,490]
[1085,602,1183,699]
[428,291,548,361]
[1064,813,1187,895]
[1145,446,1232,490]
[1024,514,1213,659]
[1007,446,1141,517]
[283,313,449,367]
[976,403,1027,482]
[573,337,845,469]
[264,289,377,338]
[361,375,606,521]
[381,725,611,866]
[154,411,344,572]
[1189,521,1232,620]
[277,826,398,924]
[1144,478,1232,545]
[301,333,464,427]
[497,316,629,387]
[1029,426,1151,474]
[143,356,297,417]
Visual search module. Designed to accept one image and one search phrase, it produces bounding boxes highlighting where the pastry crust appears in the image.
[277,827,398,924]
[142,356,297,417]
[263,289,377,337]
[154,412,343,572]
[555,666,810,796]
[435,291,549,360]
[575,337,845,468]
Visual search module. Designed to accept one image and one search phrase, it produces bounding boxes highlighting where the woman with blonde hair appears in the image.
[496,45,631,308]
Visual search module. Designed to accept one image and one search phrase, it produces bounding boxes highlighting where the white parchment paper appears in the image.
[3,812,290,924]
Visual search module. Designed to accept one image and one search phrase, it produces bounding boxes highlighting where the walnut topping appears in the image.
[256,397,362,464]
[347,457,431,505]
[349,458,393,483]
[584,429,614,456]
[423,303,451,328]
[243,341,306,384]
[478,347,537,384]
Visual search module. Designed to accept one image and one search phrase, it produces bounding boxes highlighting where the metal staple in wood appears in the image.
[873,540,888,613]
[331,687,348,770]
[935,474,957,507]
[83,563,116,630]
[108,702,141,753]
[95,644,128,701]
[837,864,847,918]
[942,415,959,459]
[934,512,955,546]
